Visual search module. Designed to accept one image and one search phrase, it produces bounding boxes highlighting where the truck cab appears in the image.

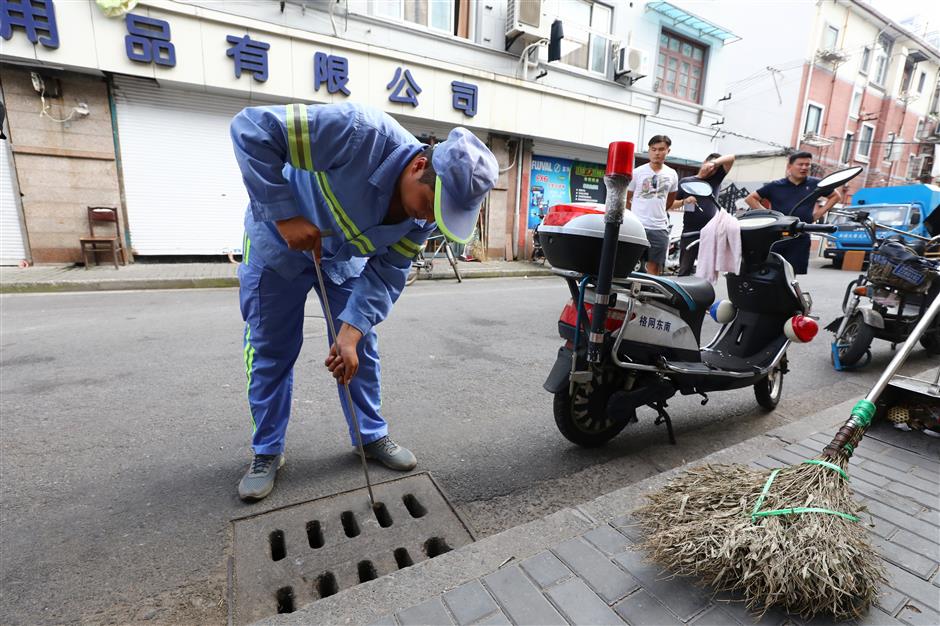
[822,184,940,267]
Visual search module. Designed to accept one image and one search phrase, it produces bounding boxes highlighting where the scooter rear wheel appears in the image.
[553,370,629,448]
[754,361,785,411]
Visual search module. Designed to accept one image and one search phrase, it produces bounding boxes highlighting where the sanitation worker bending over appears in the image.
[230,102,498,502]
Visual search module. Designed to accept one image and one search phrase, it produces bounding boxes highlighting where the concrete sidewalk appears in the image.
[0,259,553,293]
[263,379,940,626]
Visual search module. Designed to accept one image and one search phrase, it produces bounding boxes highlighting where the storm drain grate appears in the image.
[230,472,474,624]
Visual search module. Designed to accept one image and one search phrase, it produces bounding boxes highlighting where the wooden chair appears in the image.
[79,207,126,269]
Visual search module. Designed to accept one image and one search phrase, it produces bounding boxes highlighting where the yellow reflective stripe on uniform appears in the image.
[286,104,312,171]
[391,236,422,259]
[313,171,375,254]
[391,242,418,259]
[243,233,251,264]
[244,326,257,433]
[285,105,301,169]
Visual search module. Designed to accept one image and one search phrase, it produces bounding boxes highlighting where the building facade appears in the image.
[0,0,737,265]
[716,0,940,203]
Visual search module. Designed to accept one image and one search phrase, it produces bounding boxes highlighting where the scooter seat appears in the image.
[671,276,716,311]
[633,273,715,311]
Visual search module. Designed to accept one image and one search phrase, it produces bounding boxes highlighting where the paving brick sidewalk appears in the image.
[377,421,938,626]
[0,260,552,293]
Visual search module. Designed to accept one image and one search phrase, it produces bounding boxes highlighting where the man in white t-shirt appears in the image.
[627,135,678,275]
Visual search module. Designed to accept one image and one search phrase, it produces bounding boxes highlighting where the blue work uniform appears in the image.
[754,176,821,274]
[230,102,434,455]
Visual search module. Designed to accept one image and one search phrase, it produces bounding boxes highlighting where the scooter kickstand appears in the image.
[650,401,677,445]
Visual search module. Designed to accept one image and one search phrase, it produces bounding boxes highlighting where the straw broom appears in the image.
[637,292,940,621]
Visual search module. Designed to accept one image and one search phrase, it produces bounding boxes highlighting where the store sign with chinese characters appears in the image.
[0,0,480,117]
[527,155,607,228]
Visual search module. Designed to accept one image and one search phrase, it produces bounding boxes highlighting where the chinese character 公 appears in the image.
[226,34,269,82]
[313,52,350,96]
[451,80,477,117]
[0,0,59,48]
[125,14,175,67]
[387,67,421,106]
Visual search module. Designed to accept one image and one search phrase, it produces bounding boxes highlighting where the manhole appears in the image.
[230,472,474,624]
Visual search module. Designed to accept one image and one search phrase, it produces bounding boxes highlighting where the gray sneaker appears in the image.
[238,453,285,502]
[361,436,417,471]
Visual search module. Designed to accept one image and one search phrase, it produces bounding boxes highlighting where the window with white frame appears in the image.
[822,24,839,50]
[907,154,922,179]
[859,46,871,75]
[872,36,892,86]
[917,71,927,94]
[548,0,614,75]
[884,132,897,162]
[371,0,455,35]
[803,103,823,134]
[916,118,925,140]
[857,124,875,159]
[841,132,854,163]
[850,86,863,118]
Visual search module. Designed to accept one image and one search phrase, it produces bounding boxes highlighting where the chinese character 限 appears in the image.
[313,52,350,96]
[656,320,664,330]
[387,67,421,106]
[0,0,59,48]
[638,316,647,328]
[451,80,478,117]
[226,34,269,82]
[125,14,175,67]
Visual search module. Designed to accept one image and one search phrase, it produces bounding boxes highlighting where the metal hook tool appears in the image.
[310,251,375,507]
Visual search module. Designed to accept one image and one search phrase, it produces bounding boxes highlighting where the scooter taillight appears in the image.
[559,299,629,332]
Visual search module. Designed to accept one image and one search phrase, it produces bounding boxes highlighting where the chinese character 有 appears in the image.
[226,34,270,82]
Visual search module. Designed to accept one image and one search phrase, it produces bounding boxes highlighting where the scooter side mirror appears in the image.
[680,181,713,198]
[816,166,863,195]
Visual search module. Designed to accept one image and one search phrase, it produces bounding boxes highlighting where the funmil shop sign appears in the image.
[0,0,479,117]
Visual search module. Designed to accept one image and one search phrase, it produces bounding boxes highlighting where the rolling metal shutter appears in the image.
[0,136,27,265]
[112,77,253,256]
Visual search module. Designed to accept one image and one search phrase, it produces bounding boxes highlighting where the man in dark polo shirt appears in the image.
[744,151,841,273]
[672,152,736,276]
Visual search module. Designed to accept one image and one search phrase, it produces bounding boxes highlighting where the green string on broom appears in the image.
[750,462,860,523]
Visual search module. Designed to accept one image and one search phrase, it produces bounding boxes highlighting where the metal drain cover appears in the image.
[231,472,474,624]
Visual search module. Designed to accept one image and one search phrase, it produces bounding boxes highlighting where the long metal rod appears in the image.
[865,290,940,404]
[311,255,376,507]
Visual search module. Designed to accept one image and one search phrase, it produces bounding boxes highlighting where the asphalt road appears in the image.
[1,258,935,624]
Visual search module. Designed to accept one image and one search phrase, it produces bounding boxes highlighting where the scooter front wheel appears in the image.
[553,370,629,448]
[834,312,874,367]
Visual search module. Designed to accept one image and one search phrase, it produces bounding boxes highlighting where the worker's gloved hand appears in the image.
[275,216,322,260]
[326,323,363,385]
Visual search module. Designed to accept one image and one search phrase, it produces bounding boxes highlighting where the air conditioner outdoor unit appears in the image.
[506,0,548,46]
[615,45,651,81]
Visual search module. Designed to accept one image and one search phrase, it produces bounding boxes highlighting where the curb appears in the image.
[0,266,554,294]
[259,393,872,626]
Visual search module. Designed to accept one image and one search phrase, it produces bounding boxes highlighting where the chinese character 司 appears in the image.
[226,34,270,82]
[451,80,478,117]
[387,67,421,106]
[313,52,350,96]
[125,13,175,67]
[0,0,59,48]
